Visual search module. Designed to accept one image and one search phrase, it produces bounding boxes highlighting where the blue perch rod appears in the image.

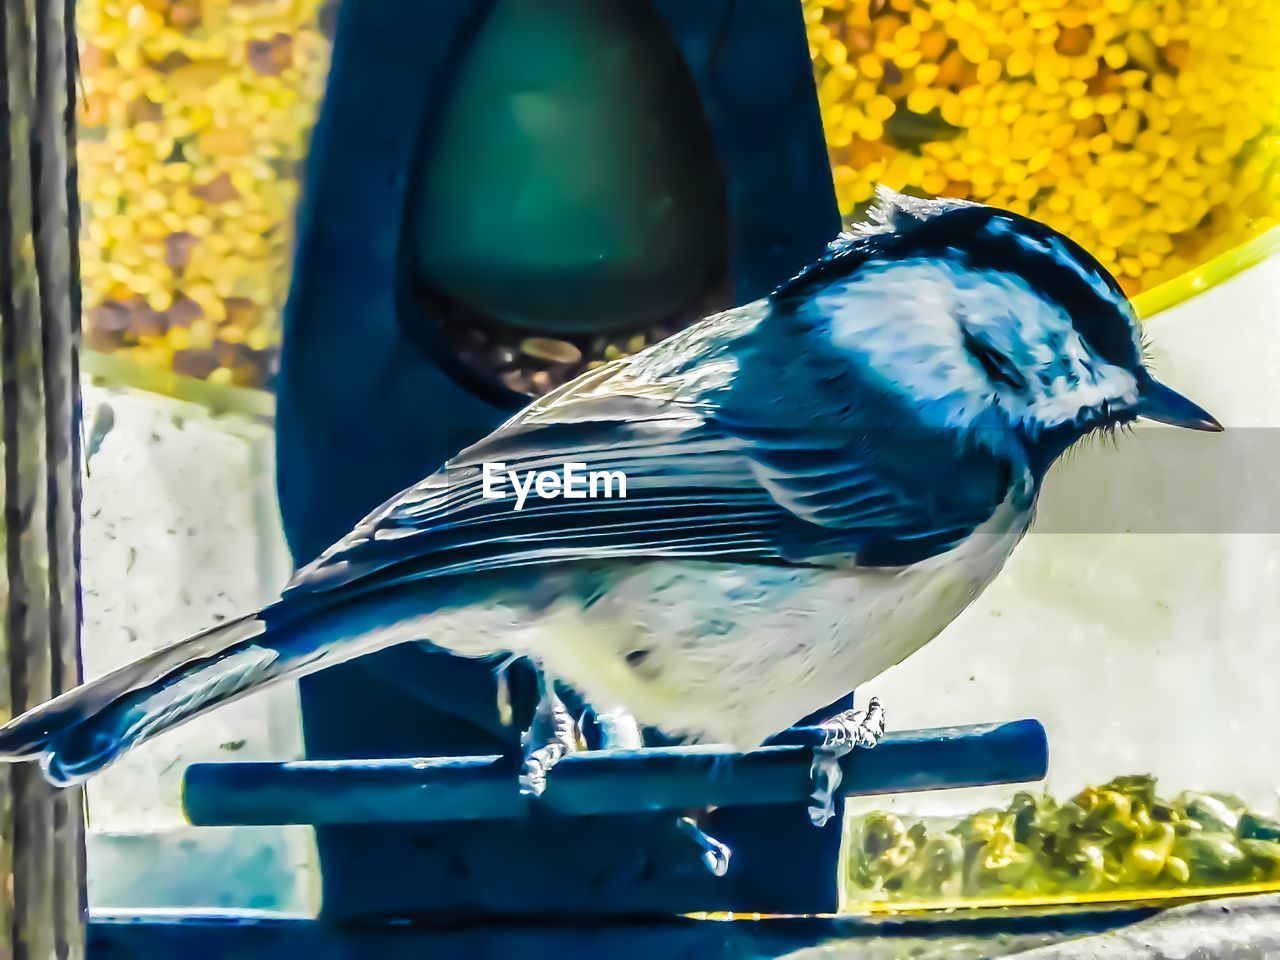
[183,719,1048,826]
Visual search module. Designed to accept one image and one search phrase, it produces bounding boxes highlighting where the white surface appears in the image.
[79,382,318,912]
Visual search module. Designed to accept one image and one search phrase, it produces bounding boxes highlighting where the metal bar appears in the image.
[184,718,1047,826]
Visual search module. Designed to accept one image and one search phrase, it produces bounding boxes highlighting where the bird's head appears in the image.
[782,188,1221,477]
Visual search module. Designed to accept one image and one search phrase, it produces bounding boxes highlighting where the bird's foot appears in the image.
[599,708,733,878]
[676,814,733,877]
[808,697,886,828]
[519,694,580,798]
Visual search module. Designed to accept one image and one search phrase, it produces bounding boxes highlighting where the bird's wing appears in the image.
[288,302,1023,598]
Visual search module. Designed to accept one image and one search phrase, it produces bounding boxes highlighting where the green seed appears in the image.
[1239,812,1280,842]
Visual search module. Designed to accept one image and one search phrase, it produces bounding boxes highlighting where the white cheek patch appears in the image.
[818,260,986,429]
[1021,328,1138,427]
[816,258,1139,432]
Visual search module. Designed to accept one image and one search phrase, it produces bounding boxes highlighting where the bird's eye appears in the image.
[961,327,1029,393]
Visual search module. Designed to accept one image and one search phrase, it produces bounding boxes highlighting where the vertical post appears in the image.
[0,0,86,956]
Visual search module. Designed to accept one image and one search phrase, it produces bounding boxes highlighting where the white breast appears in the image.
[427,488,1035,749]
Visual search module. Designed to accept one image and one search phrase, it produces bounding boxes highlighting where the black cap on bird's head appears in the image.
[780,188,1221,473]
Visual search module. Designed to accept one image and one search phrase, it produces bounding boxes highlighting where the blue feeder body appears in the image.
[267,0,1047,923]
[274,0,854,920]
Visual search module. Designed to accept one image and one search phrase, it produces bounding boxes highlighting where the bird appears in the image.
[0,188,1221,834]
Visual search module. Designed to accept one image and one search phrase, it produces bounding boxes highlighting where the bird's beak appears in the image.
[1135,377,1223,432]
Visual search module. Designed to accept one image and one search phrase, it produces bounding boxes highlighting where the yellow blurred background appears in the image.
[807,0,1280,294]
[74,0,1280,387]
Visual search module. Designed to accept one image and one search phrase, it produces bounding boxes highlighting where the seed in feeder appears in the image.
[804,0,1280,295]
[498,370,527,394]
[518,337,582,365]
[247,34,295,78]
[164,231,198,272]
[1242,840,1280,880]
[78,0,328,388]
[167,293,202,328]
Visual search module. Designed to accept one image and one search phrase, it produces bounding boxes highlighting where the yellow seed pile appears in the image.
[805,0,1280,295]
[846,776,1280,906]
[78,0,330,389]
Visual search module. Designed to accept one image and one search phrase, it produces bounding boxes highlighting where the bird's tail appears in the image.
[0,584,434,786]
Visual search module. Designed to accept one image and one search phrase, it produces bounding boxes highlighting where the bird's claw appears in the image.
[677,815,733,877]
[519,695,579,798]
[517,748,560,797]
[808,697,886,827]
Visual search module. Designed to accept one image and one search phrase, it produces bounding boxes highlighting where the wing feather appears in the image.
[288,300,1024,597]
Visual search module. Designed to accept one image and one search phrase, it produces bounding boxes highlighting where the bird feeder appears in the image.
[210,0,1053,921]
[64,0,1280,945]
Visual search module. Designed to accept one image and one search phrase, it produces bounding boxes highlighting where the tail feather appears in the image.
[115,646,281,751]
[0,608,272,784]
[41,641,283,787]
[0,582,441,786]
[0,610,268,759]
